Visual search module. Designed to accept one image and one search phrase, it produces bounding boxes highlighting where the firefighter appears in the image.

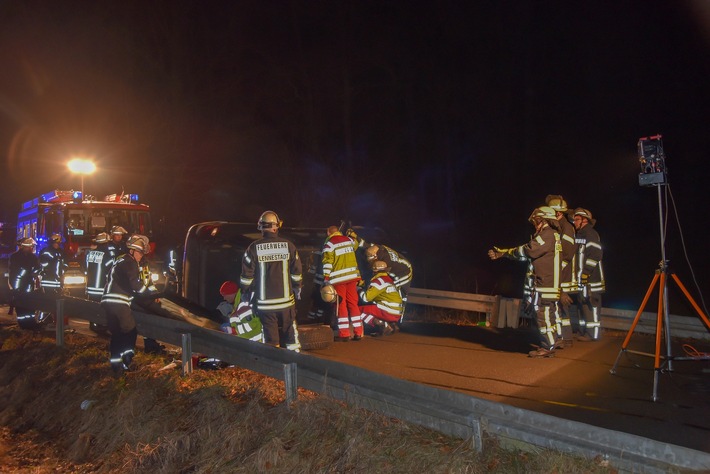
[239,211,302,351]
[86,232,113,301]
[108,225,129,258]
[488,206,563,358]
[358,260,403,336]
[346,229,414,307]
[38,233,66,294]
[572,208,605,341]
[218,281,264,343]
[322,225,362,341]
[8,238,42,329]
[101,234,158,373]
[545,195,577,347]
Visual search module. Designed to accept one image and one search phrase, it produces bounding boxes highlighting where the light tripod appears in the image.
[610,179,710,402]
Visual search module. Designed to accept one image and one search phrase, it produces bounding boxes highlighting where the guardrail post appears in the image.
[55,298,65,347]
[467,414,483,452]
[181,333,193,376]
[284,363,298,405]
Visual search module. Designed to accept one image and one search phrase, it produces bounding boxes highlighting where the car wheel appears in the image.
[298,324,333,351]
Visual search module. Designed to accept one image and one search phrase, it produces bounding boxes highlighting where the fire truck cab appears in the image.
[16,190,163,295]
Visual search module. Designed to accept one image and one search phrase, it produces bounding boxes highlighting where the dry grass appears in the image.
[0,323,617,473]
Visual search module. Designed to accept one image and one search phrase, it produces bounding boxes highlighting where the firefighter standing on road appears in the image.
[545,195,577,347]
[573,208,605,341]
[322,225,362,341]
[240,211,302,351]
[101,234,158,372]
[489,206,563,358]
[38,233,66,294]
[8,238,42,329]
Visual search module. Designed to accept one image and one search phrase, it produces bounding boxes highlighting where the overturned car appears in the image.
[167,221,337,350]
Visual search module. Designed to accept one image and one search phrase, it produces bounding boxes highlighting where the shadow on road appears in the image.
[400,321,539,354]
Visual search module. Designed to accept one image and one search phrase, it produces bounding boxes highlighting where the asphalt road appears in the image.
[2,304,709,454]
[308,322,710,454]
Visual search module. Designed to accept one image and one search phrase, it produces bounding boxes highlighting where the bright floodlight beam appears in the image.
[67,158,97,199]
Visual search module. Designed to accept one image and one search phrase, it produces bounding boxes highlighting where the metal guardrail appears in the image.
[13,292,710,473]
[407,288,710,340]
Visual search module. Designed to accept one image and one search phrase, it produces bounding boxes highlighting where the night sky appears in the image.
[2,1,709,312]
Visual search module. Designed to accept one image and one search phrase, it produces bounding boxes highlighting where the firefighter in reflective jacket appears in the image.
[573,208,605,341]
[39,233,66,294]
[322,225,362,341]
[240,211,302,351]
[346,229,413,305]
[86,232,113,301]
[358,260,403,336]
[218,281,264,343]
[9,238,42,329]
[489,206,562,357]
[101,234,158,372]
[545,195,577,346]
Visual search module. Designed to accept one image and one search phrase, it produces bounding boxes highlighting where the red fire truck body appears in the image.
[16,190,162,293]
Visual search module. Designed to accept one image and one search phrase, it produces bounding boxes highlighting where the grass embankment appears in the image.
[0,324,616,473]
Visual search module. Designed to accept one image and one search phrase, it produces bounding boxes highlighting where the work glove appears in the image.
[488,246,513,260]
[346,228,358,240]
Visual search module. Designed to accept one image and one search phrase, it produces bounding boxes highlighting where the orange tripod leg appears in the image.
[671,274,710,329]
[621,272,660,349]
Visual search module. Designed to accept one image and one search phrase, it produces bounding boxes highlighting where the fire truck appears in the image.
[16,190,164,295]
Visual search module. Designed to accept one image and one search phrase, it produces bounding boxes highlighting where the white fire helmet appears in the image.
[111,225,128,235]
[94,232,110,244]
[320,283,337,303]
